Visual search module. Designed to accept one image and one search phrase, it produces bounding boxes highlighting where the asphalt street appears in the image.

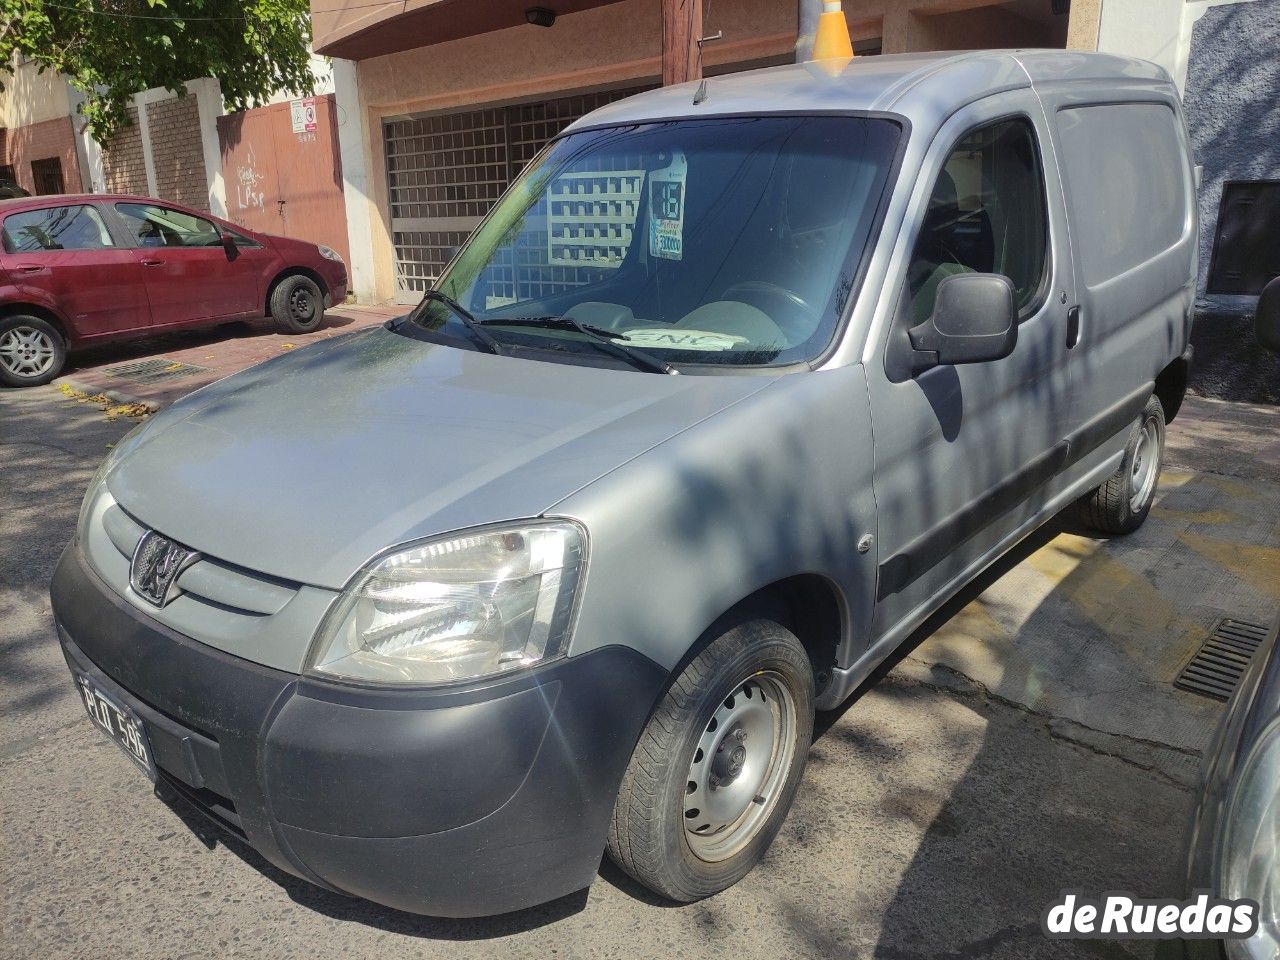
[2,385,1277,960]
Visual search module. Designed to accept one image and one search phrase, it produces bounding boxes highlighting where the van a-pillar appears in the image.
[662,0,704,85]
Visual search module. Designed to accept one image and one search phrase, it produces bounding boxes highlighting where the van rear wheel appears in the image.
[1074,395,1166,535]
[607,619,813,902]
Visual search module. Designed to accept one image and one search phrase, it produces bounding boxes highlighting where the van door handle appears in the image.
[140,258,165,267]
[1066,306,1081,349]
[14,263,45,274]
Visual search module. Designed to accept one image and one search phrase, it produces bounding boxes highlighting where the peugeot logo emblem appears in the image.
[130,531,199,607]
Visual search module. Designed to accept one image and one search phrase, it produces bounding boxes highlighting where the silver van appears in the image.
[54,50,1198,916]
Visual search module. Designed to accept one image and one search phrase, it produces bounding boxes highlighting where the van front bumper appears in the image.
[51,542,667,917]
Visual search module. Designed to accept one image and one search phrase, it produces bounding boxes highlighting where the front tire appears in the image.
[269,275,325,334]
[607,619,814,902]
[1074,394,1166,534]
[0,315,66,387]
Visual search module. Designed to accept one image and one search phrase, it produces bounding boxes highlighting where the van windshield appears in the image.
[412,115,902,369]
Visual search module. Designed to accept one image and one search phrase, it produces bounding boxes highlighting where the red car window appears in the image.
[2,205,114,253]
[115,203,222,249]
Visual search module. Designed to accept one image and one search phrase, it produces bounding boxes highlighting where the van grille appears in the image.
[103,502,299,617]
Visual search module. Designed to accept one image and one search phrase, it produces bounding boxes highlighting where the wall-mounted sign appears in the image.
[290,97,317,135]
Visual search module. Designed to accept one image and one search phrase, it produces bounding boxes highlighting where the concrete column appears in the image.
[1096,0,1182,76]
[65,84,105,192]
[1066,0,1103,50]
[188,78,228,217]
[132,89,160,196]
[797,0,819,61]
[881,6,911,55]
[333,58,378,304]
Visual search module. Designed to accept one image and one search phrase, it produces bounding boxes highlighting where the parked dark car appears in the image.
[0,193,348,387]
[1184,277,1280,959]
[0,179,30,199]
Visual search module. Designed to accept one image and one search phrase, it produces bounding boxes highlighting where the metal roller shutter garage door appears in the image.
[383,86,653,304]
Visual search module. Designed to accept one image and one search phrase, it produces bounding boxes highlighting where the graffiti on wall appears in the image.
[235,144,266,212]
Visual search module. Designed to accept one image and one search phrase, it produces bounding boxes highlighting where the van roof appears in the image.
[566,50,1173,132]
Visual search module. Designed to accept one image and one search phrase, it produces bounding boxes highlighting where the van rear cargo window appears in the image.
[1055,103,1187,287]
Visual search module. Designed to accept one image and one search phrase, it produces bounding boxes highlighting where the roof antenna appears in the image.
[692,78,708,105]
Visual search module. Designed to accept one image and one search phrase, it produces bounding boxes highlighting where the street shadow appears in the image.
[847,404,1276,957]
[813,517,1067,741]
[0,388,141,730]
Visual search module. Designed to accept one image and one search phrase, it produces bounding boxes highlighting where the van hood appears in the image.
[106,325,772,589]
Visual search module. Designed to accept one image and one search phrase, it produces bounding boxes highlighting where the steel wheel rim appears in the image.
[1129,416,1160,512]
[0,326,57,378]
[683,671,797,863]
[289,287,315,321]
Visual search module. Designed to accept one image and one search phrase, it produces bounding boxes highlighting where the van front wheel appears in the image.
[1074,395,1166,535]
[607,619,814,902]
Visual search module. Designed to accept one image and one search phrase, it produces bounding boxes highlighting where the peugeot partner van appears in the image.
[53,50,1198,916]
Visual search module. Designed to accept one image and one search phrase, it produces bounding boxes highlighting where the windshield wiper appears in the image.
[478,316,677,375]
[417,290,502,355]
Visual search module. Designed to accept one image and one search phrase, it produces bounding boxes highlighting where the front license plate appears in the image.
[75,673,156,781]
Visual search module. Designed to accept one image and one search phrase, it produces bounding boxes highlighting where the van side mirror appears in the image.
[221,232,238,261]
[908,273,1018,374]
[1257,275,1280,355]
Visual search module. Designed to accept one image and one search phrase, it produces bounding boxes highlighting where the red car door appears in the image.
[0,202,151,338]
[114,202,267,325]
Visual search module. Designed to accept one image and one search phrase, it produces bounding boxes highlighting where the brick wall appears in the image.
[146,95,209,210]
[0,115,81,194]
[101,105,148,196]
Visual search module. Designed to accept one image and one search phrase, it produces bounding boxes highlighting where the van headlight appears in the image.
[78,421,148,539]
[309,521,586,686]
[1223,715,1280,958]
[317,244,343,262]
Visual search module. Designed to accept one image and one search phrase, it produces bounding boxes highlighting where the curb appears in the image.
[57,377,159,412]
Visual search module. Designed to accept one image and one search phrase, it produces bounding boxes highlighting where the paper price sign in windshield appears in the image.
[648,153,687,261]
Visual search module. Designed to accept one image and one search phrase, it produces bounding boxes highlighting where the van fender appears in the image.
[552,365,878,680]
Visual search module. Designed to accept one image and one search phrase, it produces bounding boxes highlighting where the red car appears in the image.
[0,194,348,387]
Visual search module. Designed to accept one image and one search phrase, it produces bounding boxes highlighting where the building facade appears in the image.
[0,56,83,195]
[1096,0,1280,313]
[0,54,351,265]
[90,80,228,215]
[312,0,1278,324]
[312,0,1096,306]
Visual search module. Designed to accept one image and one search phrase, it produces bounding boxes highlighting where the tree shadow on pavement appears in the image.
[0,387,139,744]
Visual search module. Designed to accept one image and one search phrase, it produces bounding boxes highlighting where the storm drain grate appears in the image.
[1175,619,1271,701]
[105,358,212,384]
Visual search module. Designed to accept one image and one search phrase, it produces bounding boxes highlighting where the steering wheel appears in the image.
[719,281,814,343]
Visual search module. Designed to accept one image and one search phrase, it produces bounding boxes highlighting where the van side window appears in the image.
[907,118,1048,324]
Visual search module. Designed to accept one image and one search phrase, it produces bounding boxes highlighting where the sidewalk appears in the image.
[55,303,404,409]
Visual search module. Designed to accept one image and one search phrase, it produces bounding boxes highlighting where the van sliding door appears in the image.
[1036,84,1198,483]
